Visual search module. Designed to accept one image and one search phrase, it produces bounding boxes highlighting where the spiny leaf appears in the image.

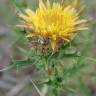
[76,77,91,96]
[11,58,34,68]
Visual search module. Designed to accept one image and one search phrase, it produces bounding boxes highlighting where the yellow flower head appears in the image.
[18,0,87,50]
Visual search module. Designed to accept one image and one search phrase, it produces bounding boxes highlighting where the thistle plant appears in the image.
[2,0,96,96]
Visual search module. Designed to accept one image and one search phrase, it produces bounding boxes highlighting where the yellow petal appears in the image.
[74,20,87,25]
[76,27,88,31]
[50,39,57,50]
[78,5,85,14]
[16,24,24,27]
[46,0,51,8]
[72,0,78,8]
[72,0,85,14]
[39,0,46,10]
[18,14,29,21]
[25,9,35,16]
[62,37,70,42]
[61,0,68,7]
[26,33,36,38]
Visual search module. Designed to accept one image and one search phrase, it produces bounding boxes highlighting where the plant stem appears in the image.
[41,84,48,96]
[30,79,43,96]
[53,88,58,96]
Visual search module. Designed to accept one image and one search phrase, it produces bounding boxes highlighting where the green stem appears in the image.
[53,88,58,96]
